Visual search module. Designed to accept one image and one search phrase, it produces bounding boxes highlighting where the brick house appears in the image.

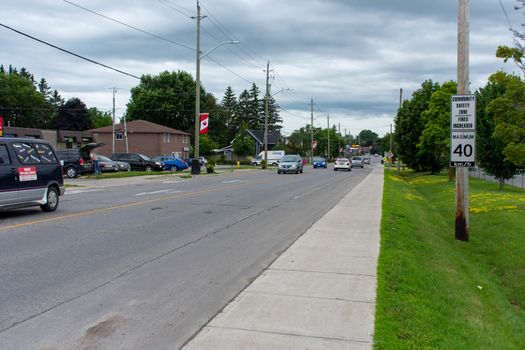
[90,119,191,158]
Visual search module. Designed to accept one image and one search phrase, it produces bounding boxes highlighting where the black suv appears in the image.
[55,143,104,178]
[0,137,65,212]
[111,153,163,171]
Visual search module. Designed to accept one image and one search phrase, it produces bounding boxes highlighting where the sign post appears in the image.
[450,94,476,167]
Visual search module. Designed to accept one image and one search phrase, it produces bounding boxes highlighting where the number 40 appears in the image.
[453,143,473,157]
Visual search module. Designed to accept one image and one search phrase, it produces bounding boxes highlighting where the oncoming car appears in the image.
[312,156,327,168]
[351,156,364,168]
[277,154,303,174]
[334,157,351,171]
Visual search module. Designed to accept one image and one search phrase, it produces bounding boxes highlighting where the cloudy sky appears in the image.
[1,0,523,137]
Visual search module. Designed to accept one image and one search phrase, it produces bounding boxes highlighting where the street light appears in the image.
[192,2,239,174]
[263,87,291,169]
[192,40,239,174]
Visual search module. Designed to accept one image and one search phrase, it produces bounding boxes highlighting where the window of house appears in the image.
[116,132,123,140]
[164,133,170,143]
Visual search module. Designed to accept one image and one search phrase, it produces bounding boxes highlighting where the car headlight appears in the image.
[155,162,162,166]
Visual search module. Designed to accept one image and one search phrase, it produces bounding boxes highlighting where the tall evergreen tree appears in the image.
[248,83,263,129]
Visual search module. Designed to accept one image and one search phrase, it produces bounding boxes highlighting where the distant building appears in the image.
[90,119,191,158]
[3,126,94,150]
[244,129,282,155]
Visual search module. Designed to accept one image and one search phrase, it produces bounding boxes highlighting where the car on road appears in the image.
[111,153,163,172]
[351,156,364,168]
[363,156,371,164]
[152,156,189,171]
[334,157,351,171]
[185,157,208,167]
[55,143,104,178]
[97,155,130,172]
[312,156,327,168]
[0,137,65,212]
[277,154,303,174]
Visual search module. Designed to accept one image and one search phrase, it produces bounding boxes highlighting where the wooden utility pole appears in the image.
[456,0,470,241]
[327,113,330,161]
[112,87,116,154]
[263,61,270,169]
[310,98,314,162]
[397,88,403,172]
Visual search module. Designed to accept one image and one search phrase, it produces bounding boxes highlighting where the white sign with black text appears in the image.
[450,94,476,167]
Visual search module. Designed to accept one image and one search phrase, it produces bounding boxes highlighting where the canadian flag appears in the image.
[200,113,209,134]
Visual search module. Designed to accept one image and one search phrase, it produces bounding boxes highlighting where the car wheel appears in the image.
[334,168,337,171]
[277,170,281,174]
[66,166,78,178]
[348,168,351,172]
[40,186,59,212]
[145,165,153,172]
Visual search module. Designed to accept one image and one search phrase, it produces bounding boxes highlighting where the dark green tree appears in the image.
[88,107,113,128]
[247,83,263,129]
[220,86,239,144]
[394,80,440,171]
[417,81,457,173]
[232,123,254,157]
[266,94,282,131]
[53,97,92,130]
[0,66,53,129]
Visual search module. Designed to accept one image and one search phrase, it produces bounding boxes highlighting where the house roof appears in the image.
[247,129,281,145]
[90,119,190,135]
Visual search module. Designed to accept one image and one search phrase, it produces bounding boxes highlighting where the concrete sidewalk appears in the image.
[183,166,384,350]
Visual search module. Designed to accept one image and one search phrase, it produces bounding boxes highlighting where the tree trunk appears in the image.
[499,176,505,191]
[448,167,455,182]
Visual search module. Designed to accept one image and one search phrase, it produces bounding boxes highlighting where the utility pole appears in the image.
[456,0,470,241]
[112,87,116,154]
[192,1,204,175]
[338,123,341,156]
[310,98,314,163]
[327,113,330,161]
[397,88,403,172]
[263,60,270,169]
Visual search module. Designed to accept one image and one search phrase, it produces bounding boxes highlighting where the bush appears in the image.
[206,159,216,173]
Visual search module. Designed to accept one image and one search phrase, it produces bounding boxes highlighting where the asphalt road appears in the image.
[0,161,378,349]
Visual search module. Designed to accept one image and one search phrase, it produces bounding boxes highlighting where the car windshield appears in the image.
[352,157,361,160]
[98,155,111,162]
[138,153,152,161]
[281,155,298,162]
[336,158,348,162]
[313,157,325,162]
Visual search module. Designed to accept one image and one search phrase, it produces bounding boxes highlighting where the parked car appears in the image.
[277,154,304,174]
[334,157,351,171]
[98,155,130,172]
[312,156,327,168]
[97,155,127,172]
[55,143,104,178]
[0,137,65,212]
[111,153,163,171]
[351,156,364,168]
[185,157,207,166]
[152,156,188,171]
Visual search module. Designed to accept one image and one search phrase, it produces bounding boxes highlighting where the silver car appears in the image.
[334,157,351,171]
[277,155,303,174]
[351,156,364,168]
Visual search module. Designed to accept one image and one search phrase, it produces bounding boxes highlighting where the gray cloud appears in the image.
[0,0,522,136]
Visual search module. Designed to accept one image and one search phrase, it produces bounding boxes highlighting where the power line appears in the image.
[157,0,195,17]
[63,0,195,51]
[0,23,141,80]
[498,0,515,31]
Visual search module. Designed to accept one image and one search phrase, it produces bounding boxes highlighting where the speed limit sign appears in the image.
[450,95,476,167]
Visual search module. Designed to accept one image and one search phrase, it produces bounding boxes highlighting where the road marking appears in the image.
[221,180,242,183]
[135,189,177,196]
[65,189,101,195]
[0,178,270,232]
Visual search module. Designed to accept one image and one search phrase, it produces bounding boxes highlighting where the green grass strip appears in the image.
[374,170,525,349]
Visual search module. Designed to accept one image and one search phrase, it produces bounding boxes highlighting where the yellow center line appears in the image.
[1,178,271,232]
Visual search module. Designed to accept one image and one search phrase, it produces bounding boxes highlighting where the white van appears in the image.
[251,150,285,166]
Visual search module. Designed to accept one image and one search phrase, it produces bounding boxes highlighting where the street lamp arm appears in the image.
[200,40,239,60]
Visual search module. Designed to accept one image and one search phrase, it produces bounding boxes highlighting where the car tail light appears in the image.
[80,158,84,166]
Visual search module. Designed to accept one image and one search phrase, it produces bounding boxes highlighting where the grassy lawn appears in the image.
[374,170,525,349]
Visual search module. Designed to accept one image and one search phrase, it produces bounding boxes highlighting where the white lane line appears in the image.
[135,189,180,196]
[65,189,101,195]
[221,180,242,183]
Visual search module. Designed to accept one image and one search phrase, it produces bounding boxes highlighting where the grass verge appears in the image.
[374,170,525,349]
